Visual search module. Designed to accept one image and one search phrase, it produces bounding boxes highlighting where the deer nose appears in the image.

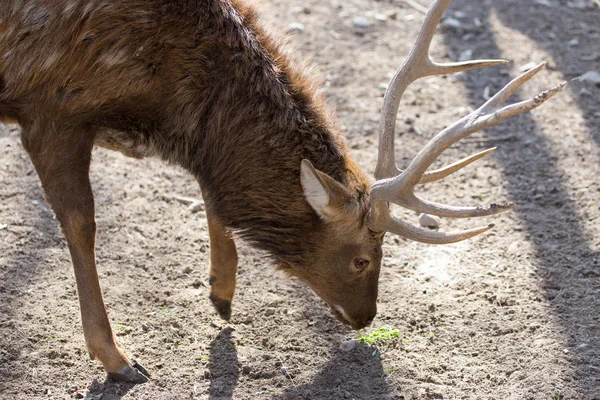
[365,316,374,326]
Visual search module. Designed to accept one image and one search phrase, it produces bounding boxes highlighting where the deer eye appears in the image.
[354,258,370,270]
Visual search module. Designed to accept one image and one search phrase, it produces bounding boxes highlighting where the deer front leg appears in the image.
[206,214,238,321]
[23,125,148,383]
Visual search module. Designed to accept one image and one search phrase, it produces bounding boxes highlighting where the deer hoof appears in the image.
[107,361,150,384]
[209,294,232,321]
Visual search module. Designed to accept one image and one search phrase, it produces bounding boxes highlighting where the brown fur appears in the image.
[0,0,382,379]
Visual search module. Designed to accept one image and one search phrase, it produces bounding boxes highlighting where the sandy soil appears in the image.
[1,0,599,399]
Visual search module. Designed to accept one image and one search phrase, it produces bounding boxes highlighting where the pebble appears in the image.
[440,17,462,31]
[458,49,473,62]
[418,213,440,229]
[580,71,600,87]
[533,337,554,348]
[287,22,305,34]
[352,16,370,28]
[264,307,276,317]
[340,339,360,352]
[189,200,203,213]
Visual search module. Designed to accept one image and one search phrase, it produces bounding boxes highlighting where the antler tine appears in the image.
[370,201,496,244]
[370,64,565,223]
[375,0,507,180]
[369,0,567,244]
[417,147,496,184]
[396,63,565,190]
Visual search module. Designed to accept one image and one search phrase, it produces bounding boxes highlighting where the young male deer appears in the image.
[0,0,564,383]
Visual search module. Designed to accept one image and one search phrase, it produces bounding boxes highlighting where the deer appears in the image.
[0,0,564,383]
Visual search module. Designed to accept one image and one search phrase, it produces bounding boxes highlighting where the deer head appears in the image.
[296,0,565,330]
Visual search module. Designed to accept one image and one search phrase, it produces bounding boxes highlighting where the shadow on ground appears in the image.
[443,0,600,396]
[277,342,391,400]
[276,285,394,399]
[0,127,62,394]
[208,326,240,399]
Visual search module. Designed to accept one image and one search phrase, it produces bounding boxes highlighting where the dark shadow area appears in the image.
[491,0,600,149]
[0,127,125,396]
[442,0,600,396]
[278,342,391,400]
[207,326,240,399]
[278,284,395,399]
[84,378,136,400]
[0,127,62,394]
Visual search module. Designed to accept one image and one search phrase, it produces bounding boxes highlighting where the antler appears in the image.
[368,0,566,244]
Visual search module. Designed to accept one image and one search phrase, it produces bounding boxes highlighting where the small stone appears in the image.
[264,307,276,317]
[580,71,600,87]
[483,85,491,100]
[287,22,305,34]
[533,337,554,348]
[189,201,203,213]
[280,366,288,375]
[352,16,370,28]
[192,279,204,288]
[458,49,473,62]
[567,38,579,47]
[418,213,440,229]
[181,266,192,274]
[340,339,360,352]
[440,17,462,31]
[378,83,389,91]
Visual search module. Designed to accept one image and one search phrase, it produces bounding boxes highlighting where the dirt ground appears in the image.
[1,0,599,399]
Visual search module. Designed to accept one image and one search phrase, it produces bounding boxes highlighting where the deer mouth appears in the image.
[329,304,362,330]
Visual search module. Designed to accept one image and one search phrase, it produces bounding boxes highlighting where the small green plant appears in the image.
[547,391,563,400]
[357,327,400,345]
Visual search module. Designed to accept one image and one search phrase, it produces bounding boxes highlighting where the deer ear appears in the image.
[300,159,349,221]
